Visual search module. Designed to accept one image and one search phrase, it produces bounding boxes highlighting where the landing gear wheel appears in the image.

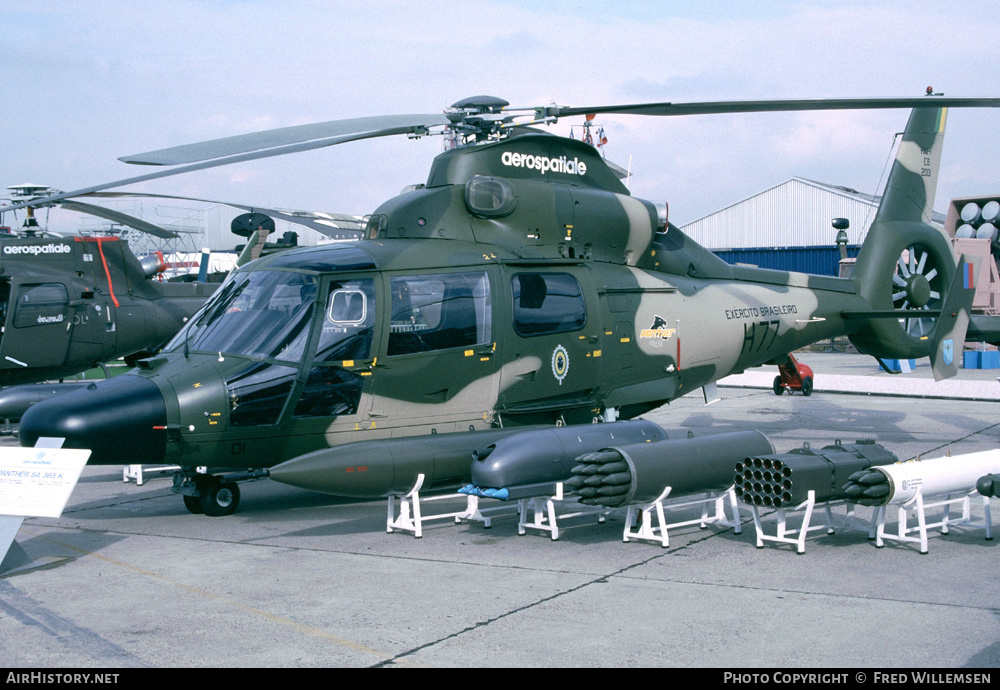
[200,479,241,517]
[183,495,204,514]
[773,376,784,395]
[801,376,813,396]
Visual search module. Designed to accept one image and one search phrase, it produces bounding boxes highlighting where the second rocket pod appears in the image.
[568,430,775,508]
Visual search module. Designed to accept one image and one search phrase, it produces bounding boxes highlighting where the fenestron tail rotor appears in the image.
[891,243,943,337]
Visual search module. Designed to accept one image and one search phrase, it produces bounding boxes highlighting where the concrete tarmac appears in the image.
[2,353,999,668]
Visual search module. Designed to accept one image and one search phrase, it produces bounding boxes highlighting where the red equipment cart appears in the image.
[773,353,814,396]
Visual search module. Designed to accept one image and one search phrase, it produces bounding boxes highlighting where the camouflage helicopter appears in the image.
[16,93,1000,516]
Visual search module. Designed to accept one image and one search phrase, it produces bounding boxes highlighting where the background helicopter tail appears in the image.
[847,104,976,380]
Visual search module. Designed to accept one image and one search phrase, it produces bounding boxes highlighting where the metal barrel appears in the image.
[469,420,666,490]
[956,223,976,239]
[981,200,1000,224]
[569,430,773,508]
[961,202,982,224]
[976,222,999,243]
[738,440,898,507]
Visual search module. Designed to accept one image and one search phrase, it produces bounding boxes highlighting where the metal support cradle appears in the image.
[749,490,870,554]
[386,474,517,538]
[623,486,741,548]
[517,483,610,540]
[873,489,993,554]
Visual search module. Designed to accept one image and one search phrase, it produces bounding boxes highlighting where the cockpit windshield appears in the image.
[166,270,318,361]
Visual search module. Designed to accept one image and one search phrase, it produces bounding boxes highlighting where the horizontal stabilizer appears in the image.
[929,255,978,381]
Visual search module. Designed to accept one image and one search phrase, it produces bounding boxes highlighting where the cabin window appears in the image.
[13,283,69,329]
[511,273,587,337]
[387,271,491,355]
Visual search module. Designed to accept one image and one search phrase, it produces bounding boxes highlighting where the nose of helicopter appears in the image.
[19,375,168,465]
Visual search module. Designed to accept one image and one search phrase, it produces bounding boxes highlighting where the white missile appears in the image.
[847,449,1000,506]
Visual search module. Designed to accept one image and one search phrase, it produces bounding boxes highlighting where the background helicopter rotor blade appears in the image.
[57,200,180,238]
[119,113,452,166]
[544,96,1000,119]
[82,191,365,238]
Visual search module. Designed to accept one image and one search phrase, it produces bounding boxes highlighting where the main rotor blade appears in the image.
[57,200,180,239]
[0,128,413,214]
[547,97,1000,119]
[121,114,451,166]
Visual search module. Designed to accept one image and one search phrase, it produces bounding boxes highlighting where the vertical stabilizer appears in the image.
[873,105,947,225]
[848,104,972,378]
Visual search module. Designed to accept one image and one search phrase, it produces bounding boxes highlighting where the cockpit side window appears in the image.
[330,289,366,324]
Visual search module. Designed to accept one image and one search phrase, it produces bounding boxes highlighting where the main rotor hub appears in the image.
[446,96,516,143]
[449,96,510,114]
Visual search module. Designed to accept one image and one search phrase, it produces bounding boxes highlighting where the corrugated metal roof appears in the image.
[680,177,944,250]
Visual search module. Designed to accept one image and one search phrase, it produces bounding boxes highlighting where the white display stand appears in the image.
[873,489,993,554]
[623,486,741,548]
[386,474,517,538]
[123,464,180,485]
[749,491,869,554]
[0,438,90,576]
[0,516,31,575]
[517,483,610,540]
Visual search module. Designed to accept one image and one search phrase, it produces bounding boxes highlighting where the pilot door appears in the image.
[368,268,499,433]
[0,279,72,371]
[497,267,604,424]
[285,275,379,438]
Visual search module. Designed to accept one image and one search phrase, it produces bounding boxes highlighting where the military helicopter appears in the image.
[16,92,1000,516]
[0,182,367,391]
[0,183,217,386]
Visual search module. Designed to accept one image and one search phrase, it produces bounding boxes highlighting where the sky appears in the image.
[3,0,1000,243]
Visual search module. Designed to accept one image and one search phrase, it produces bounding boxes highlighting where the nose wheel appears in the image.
[174,470,264,517]
[200,478,241,516]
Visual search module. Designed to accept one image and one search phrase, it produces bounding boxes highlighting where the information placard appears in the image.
[0,447,91,518]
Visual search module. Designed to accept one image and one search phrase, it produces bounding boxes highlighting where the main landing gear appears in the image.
[173,469,269,516]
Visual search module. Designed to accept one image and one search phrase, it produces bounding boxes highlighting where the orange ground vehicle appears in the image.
[773,353,814,396]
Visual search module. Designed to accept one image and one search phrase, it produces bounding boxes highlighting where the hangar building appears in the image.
[680,177,901,276]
